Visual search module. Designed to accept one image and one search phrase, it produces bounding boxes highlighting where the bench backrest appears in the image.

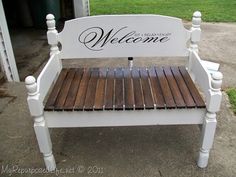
[47,12,202,59]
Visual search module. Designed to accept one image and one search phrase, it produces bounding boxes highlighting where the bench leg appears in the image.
[34,115,56,171]
[197,112,217,168]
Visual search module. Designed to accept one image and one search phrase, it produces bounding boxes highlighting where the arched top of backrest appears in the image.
[57,15,191,59]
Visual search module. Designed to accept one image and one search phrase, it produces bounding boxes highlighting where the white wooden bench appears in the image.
[25,11,223,171]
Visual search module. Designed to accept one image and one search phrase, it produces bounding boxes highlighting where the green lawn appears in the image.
[226,88,236,115]
[90,0,236,22]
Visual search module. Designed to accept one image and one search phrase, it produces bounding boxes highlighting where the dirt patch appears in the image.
[0,88,17,113]
[0,88,12,97]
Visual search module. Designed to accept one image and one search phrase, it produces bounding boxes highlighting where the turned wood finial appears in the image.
[46,14,59,55]
[211,71,223,91]
[25,76,37,95]
[46,14,55,30]
[190,11,202,52]
[192,11,202,27]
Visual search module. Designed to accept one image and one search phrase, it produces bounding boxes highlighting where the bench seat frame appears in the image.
[25,12,223,171]
[45,109,206,128]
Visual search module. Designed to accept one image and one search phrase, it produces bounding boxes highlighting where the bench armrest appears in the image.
[37,54,62,102]
[25,54,61,117]
[188,51,223,113]
[188,51,212,94]
[200,60,220,74]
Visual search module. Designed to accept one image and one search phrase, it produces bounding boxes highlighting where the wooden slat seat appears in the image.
[44,66,206,111]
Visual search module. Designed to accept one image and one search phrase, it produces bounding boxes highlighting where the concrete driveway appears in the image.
[0,22,236,177]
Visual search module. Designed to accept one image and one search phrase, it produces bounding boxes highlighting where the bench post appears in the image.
[188,11,201,80]
[197,71,223,168]
[190,11,201,53]
[25,76,56,171]
[46,14,59,56]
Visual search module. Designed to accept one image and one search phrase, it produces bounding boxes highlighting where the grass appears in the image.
[226,88,236,115]
[90,0,236,22]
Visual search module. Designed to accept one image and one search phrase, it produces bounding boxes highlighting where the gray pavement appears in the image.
[0,22,236,177]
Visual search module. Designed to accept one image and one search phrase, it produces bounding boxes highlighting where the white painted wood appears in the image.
[0,32,5,73]
[73,0,90,18]
[0,0,19,81]
[37,54,61,102]
[86,0,90,16]
[0,43,5,73]
[26,12,223,169]
[197,112,217,168]
[46,14,59,56]
[201,60,220,73]
[199,113,217,150]
[58,15,190,59]
[0,36,12,80]
[189,51,223,113]
[45,109,206,128]
[206,90,222,113]
[34,118,56,171]
[187,11,202,75]
[211,71,223,90]
[206,71,223,112]
[27,93,43,117]
[34,118,53,155]
[190,11,201,53]
[188,51,211,96]
[25,76,43,117]
[25,78,56,171]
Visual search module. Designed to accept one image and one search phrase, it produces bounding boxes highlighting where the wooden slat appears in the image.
[155,67,176,108]
[45,66,205,112]
[74,69,91,110]
[63,68,84,111]
[105,68,115,110]
[171,67,196,108]
[163,66,186,108]
[124,68,134,110]
[84,68,99,111]
[132,68,144,110]
[54,69,76,111]
[148,67,165,109]
[94,68,107,110]
[44,69,68,111]
[140,68,154,109]
[114,68,124,110]
[179,66,206,108]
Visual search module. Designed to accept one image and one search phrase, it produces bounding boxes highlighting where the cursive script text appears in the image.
[78,27,171,51]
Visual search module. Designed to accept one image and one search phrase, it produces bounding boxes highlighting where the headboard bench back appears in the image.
[47,12,202,59]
